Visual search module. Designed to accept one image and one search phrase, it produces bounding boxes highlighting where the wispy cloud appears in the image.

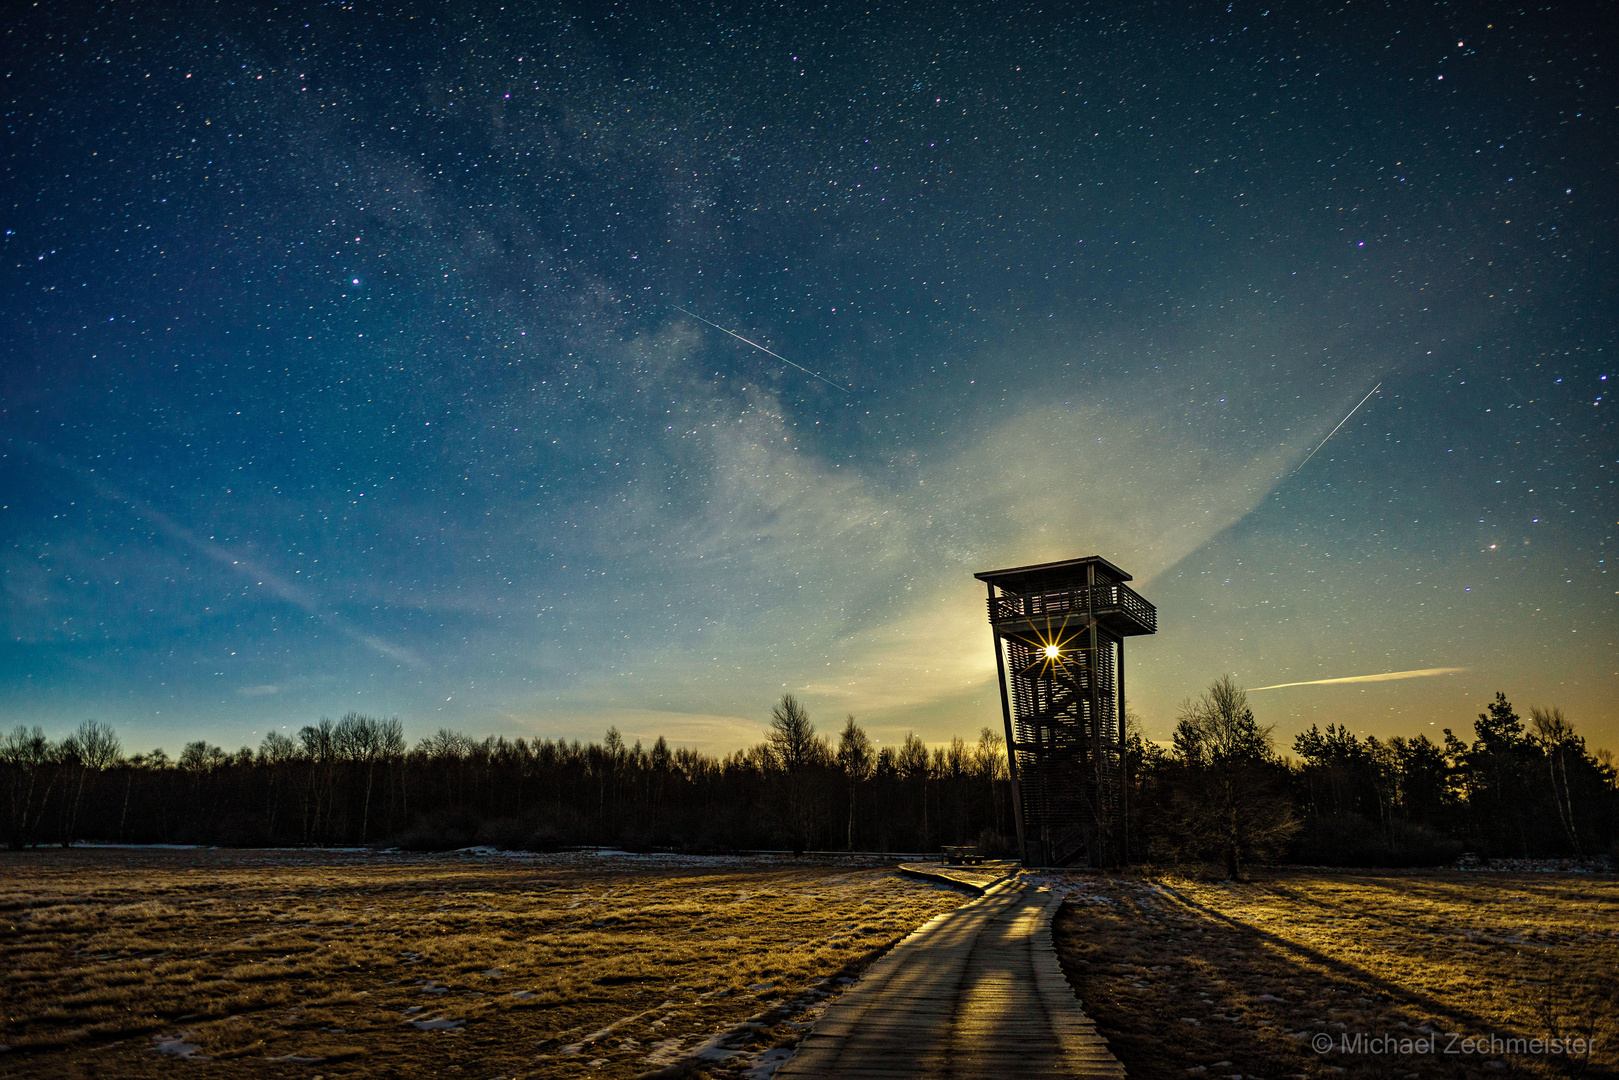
[569,340,1305,728]
[12,438,427,670]
[1247,667,1466,692]
[788,403,1295,717]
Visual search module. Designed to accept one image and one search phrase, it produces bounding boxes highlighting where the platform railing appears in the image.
[988,582,1156,633]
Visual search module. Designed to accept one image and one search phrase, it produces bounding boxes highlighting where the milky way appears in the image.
[3,2,1613,754]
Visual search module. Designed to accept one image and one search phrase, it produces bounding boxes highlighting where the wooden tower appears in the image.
[975,556,1157,868]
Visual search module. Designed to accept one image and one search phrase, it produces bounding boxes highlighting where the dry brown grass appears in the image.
[1050,868,1619,1080]
[0,847,968,1078]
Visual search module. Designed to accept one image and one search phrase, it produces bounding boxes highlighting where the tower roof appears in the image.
[973,555,1133,593]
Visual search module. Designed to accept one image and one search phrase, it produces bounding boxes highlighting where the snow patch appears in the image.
[152,1033,209,1059]
[643,1037,686,1066]
[407,1017,464,1031]
[745,1046,795,1078]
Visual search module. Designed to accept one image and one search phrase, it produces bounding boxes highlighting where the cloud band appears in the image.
[1247,667,1466,692]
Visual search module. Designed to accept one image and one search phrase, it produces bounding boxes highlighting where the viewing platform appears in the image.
[977,557,1157,638]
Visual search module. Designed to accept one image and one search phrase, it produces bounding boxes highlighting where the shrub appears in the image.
[392,810,478,851]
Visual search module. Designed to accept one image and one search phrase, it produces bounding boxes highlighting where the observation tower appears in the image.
[975,556,1157,868]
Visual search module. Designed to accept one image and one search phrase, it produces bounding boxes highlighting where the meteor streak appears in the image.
[674,305,850,392]
[1247,666,1465,691]
[1295,381,1382,473]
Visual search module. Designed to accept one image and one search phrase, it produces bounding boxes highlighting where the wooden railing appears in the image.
[988,582,1156,633]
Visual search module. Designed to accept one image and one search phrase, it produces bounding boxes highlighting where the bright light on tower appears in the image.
[1044,645,1061,659]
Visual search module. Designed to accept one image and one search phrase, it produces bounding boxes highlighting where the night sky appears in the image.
[4,1,1614,756]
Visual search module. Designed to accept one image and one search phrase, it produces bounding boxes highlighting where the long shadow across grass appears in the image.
[1154,881,1509,1037]
[1050,869,1614,1080]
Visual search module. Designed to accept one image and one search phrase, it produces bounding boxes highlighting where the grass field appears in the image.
[0,848,969,1079]
[1050,868,1619,1080]
[7,852,1613,1080]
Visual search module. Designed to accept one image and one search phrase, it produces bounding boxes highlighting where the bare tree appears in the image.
[767,694,820,771]
[299,718,338,842]
[1531,705,1582,856]
[259,731,298,763]
[74,720,123,771]
[1165,675,1298,878]
[335,713,403,844]
[60,720,121,846]
[836,716,874,850]
[2,726,55,849]
[767,694,828,854]
[975,727,1007,836]
[897,733,930,849]
[1173,676,1274,765]
[376,718,406,838]
[258,731,298,838]
[179,741,227,770]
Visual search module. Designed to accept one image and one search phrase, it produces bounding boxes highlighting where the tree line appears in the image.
[0,702,1013,856]
[1129,679,1617,873]
[3,685,1614,868]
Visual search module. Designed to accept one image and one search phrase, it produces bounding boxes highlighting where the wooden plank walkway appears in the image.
[777,878,1125,1079]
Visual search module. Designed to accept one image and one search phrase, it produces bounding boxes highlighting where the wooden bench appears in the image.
[941,845,985,866]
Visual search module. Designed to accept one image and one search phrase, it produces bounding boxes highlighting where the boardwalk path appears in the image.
[776,872,1125,1079]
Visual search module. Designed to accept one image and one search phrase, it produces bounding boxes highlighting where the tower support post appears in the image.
[1118,636,1128,866]
[988,582,1028,865]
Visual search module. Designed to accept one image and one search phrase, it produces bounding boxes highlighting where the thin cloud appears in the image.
[13,437,426,670]
[581,368,1298,724]
[1248,667,1466,692]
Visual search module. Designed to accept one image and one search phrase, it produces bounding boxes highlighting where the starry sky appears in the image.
[3,1,1614,756]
